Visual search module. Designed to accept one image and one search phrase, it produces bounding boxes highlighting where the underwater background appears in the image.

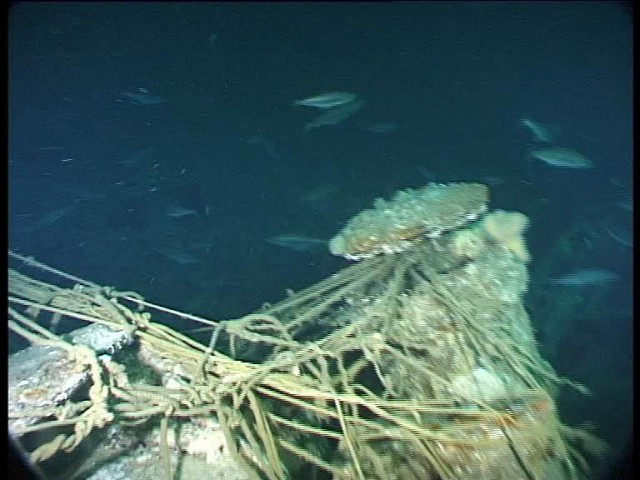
[8,2,632,479]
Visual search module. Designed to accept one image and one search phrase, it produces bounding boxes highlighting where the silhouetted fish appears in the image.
[27,206,75,232]
[165,205,198,218]
[301,184,340,205]
[246,135,282,161]
[601,220,633,248]
[155,249,199,265]
[267,234,327,251]
[550,269,619,286]
[363,122,399,134]
[618,195,633,212]
[121,89,166,105]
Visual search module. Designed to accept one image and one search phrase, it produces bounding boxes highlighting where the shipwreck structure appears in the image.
[8,182,603,480]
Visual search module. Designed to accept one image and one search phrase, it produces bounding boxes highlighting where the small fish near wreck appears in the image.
[294,91,365,131]
[549,269,619,286]
[293,91,357,109]
[528,147,594,169]
[304,98,366,131]
[520,118,555,143]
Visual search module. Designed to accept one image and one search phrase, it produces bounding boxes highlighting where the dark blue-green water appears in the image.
[9,3,632,479]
